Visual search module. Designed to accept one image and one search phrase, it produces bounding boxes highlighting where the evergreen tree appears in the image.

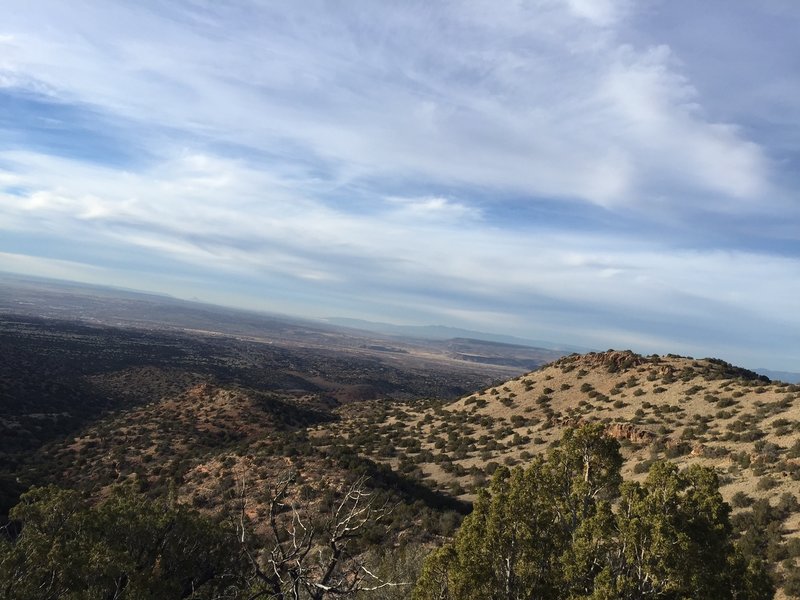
[414,424,773,600]
[0,485,237,599]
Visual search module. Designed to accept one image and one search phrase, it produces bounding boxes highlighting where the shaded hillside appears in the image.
[0,314,506,457]
[29,383,327,495]
[22,380,467,551]
[0,314,509,520]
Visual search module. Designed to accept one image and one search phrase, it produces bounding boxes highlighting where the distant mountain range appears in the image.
[324,317,588,353]
[755,368,800,383]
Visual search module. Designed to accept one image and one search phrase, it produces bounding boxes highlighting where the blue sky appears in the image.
[1,1,799,370]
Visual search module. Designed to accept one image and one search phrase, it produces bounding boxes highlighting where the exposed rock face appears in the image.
[553,350,650,373]
[657,365,675,377]
[690,443,705,457]
[187,382,213,400]
[555,417,656,446]
[605,422,656,445]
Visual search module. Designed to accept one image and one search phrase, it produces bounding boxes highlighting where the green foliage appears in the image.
[599,463,736,598]
[413,424,773,600]
[732,494,800,580]
[0,485,238,599]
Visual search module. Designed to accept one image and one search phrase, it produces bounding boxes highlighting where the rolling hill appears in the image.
[311,350,800,597]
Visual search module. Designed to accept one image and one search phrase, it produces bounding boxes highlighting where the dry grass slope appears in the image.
[315,350,800,597]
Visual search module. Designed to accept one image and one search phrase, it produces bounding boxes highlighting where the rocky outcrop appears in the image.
[554,416,656,446]
[690,443,705,457]
[552,350,649,374]
[605,422,657,445]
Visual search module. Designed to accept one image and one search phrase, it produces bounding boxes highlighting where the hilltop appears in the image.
[313,350,800,597]
[318,350,798,495]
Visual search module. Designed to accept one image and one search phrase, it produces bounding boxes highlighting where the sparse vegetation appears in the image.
[3,330,800,598]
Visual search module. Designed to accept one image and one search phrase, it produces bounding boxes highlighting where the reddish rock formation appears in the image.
[605,422,657,445]
[186,382,213,399]
[554,417,656,446]
[553,350,650,373]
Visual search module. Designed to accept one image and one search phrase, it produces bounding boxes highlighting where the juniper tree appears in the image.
[413,424,773,600]
[0,485,236,599]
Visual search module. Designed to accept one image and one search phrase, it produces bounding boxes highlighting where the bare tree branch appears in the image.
[232,472,396,599]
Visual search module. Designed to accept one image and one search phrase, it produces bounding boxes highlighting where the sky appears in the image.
[1,1,799,370]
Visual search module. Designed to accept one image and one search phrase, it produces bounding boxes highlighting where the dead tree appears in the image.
[232,471,407,599]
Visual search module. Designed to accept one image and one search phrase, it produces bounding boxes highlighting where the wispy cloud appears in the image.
[0,1,775,208]
[385,196,482,222]
[0,1,798,369]
[564,0,631,26]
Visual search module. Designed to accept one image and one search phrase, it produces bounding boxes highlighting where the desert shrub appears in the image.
[787,439,800,459]
[704,445,730,458]
[740,428,766,443]
[756,476,779,491]
[665,442,692,459]
[787,538,800,559]
[731,491,754,508]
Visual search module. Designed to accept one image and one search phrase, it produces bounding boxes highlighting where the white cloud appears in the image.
[564,0,630,26]
[599,45,769,204]
[0,251,114,281]
[1,149,796,336]
[0,1,774,211]
[385,196,481,222]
